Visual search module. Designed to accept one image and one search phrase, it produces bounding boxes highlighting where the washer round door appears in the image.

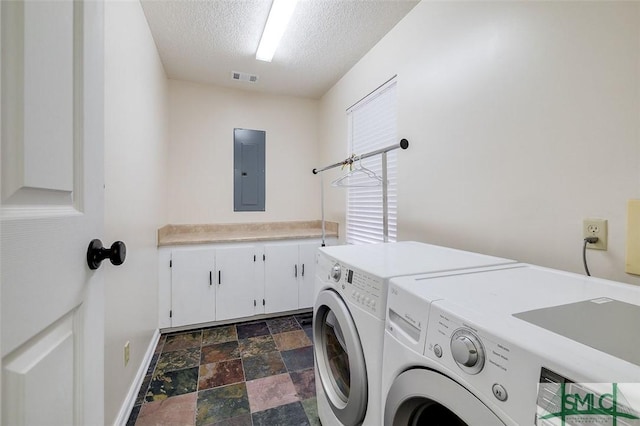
[385,369,506,426]
[314,289,368,425]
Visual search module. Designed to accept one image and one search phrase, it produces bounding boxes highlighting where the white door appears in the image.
[264,243,299,313]
[171,249,216,327]
[1,1,105,425]
[216,246,259,321]
[298,242,320,309]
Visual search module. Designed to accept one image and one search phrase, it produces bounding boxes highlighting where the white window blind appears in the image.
[346,79,398,245]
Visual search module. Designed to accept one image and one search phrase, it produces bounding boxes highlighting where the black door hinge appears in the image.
[254,300,257,307]
[263,254,266,261]
[263,299,265,306]
[254,255,256,262]
[170,260,172,268]
[169,310,173,318]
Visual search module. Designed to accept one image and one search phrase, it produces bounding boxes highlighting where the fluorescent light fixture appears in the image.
[256,0,298,62]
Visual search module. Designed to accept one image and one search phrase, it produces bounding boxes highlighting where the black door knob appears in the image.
[87,239,126,270]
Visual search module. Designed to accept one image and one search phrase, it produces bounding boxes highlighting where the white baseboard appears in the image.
[159,308,312,334]
[113,328,161,426]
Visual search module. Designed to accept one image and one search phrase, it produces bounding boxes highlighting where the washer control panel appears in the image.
[341,266,384,319]
[426,306,511,376]
[423,303,532,413]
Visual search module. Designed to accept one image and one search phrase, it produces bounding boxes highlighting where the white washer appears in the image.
[313,241,515,426]
[383,264,640,425]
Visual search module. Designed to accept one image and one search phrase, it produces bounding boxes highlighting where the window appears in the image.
[346,78,398,244]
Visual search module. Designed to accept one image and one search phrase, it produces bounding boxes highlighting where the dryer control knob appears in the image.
[331,264,342,282]
[451,336,478,366]
[450,329,485,375]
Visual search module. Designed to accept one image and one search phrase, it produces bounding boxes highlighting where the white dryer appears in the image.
[383,264,640,425]
[313,242,515,426]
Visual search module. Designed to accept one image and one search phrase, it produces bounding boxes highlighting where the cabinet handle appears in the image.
[218,270,221,285]
[302,264,305,277]
[209,271,212,286]
[295,264,298,278]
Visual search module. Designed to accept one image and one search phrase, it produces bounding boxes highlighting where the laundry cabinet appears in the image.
[158,237,334,330]
[263,240,321,314]
[297,241,321,309]
[215,246,264,321]
[169,248,216,328]
[166,245,262,328]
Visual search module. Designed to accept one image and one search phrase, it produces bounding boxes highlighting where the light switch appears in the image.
[625,200,640,275]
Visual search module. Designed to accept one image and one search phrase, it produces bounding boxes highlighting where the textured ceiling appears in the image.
[140,0,419,99]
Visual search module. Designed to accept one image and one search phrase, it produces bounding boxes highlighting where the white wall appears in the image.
[167,80,320,224]
[104,0,168,423]
[320,1,640,284]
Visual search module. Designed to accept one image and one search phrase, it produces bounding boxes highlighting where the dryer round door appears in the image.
[385,369,506,426]
[314,289,368,425]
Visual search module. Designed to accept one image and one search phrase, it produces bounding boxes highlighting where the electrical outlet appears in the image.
[124,341,130,366]
[583,218,608,250]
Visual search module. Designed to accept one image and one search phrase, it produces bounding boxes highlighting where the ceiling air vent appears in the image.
[231,71,259,83]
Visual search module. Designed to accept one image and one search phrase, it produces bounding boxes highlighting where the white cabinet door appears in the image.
[216,246,259,321]
[298,241,320,309]
[1,1,105,424]
[264,244,299,313]
[171,249,216,327]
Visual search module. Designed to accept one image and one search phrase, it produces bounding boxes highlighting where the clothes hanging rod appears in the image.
[312,139,409,174]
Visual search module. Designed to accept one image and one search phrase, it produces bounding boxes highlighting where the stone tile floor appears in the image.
[127,314,318,425]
